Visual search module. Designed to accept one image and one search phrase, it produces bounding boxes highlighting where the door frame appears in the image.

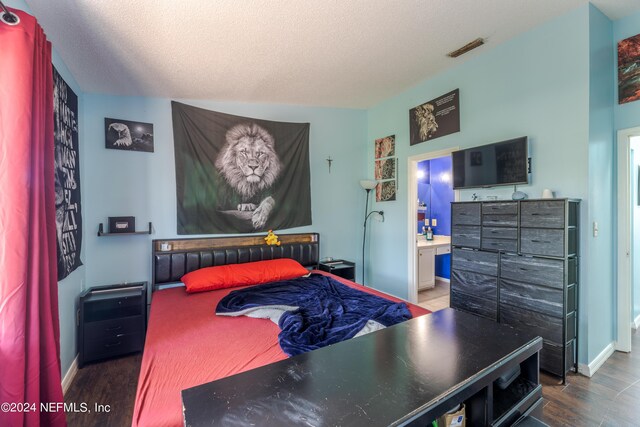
[616,127,640,352]
[407,148,459,304]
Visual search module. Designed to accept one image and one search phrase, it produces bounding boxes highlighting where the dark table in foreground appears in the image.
[182,308,543,426]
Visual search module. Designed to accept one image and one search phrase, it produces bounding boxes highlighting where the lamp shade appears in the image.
[359,179,378,190]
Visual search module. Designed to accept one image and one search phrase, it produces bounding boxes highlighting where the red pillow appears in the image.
[181,258,309,293]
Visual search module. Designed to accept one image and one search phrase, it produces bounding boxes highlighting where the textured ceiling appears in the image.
[23,0,640,108]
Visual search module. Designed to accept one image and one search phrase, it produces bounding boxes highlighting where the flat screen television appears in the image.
[452,136,529,189]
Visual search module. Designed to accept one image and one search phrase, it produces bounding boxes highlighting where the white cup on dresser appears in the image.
[541,189,554,199]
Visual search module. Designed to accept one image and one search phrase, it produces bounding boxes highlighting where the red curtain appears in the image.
[0,8,66,427]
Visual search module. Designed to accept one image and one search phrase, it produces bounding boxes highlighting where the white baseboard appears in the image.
[577,342,614,377]
[61,355,78,395]
[632,314,640,330]
[435,276,450,283]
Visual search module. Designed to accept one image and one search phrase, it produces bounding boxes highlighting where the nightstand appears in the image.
[318,260,356,281]
[78,282,147,368]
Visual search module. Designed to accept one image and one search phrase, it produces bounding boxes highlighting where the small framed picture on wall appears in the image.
[105,118,154,152]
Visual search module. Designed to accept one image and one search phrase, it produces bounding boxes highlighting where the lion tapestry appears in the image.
[172,101,312,234]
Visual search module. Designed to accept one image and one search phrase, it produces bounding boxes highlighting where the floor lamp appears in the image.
[360,180,384,286]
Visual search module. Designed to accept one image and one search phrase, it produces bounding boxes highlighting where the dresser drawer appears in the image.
[520,201,565,228]
[482,227,518,240]
[500,254,564,289]
[500,279,563,317]
[520,228,565,257]
[84,315,144,340]
[481,238,518,253]
[451,291,497,320]
[451,270,497,301]
[540,340,575,377]
[84,293,144,322]
[500,304,563,344]
[452,248,498,276]
[482,214,517,227]
[481,226,518,253]
[452,203,481,226]
[451,226,480,248]
[83,332,144,363]
[483,202,517,215]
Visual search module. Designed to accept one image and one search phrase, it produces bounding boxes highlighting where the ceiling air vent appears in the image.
[447,38,485,58]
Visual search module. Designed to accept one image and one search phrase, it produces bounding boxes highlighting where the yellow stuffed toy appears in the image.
[264,230,281,246]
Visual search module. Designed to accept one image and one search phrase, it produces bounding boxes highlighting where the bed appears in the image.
[132,233,429,427]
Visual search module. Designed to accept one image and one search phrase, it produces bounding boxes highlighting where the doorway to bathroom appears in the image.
[407,148,458,309]
[617,127,640,352]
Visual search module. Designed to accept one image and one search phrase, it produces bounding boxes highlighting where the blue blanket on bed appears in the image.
[216,274,412,356]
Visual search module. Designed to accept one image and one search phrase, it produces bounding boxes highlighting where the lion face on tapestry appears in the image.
[215,123,282,229]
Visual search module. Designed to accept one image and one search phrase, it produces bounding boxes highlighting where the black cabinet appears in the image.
[318,260,356,281]
[78,282,147,368]
[450,199,579,380]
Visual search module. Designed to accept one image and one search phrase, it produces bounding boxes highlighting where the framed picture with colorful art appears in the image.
[618,33,640,104]
[376,180,396,202]
[374,135,395,159]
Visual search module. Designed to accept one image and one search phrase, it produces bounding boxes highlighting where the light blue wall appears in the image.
[5,0,86,378]
[614,10,640,131]
[82,96,367,287]
[366,6,593,362]
[587,4,615,362]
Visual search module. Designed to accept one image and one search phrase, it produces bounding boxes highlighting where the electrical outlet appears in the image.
[432,218,437,227]
[593,221,598,237]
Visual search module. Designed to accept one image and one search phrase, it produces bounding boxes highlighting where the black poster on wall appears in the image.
[53,67,82,281]
[409,89,460,145]
[172,101,312,234]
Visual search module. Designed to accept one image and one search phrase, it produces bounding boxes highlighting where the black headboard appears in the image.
[152,233,320,289]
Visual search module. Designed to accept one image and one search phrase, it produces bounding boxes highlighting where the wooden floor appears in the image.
[539,328,640,426]
[65,329,640,427]
[65,353,141,427]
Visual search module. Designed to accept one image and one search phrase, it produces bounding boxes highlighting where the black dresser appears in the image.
[450,199,579,380]
[78,282,147,368]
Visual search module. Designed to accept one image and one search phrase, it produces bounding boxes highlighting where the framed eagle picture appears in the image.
[105,118,154,152]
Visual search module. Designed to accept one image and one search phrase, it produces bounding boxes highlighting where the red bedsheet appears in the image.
[132,271,430,427]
